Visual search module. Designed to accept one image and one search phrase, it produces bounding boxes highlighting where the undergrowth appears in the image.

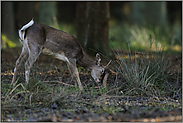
[1,21,182,119]
[1,43,182,108]
[110,41,181,98]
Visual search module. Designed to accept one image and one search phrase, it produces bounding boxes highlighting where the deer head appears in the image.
[91,53,111,83]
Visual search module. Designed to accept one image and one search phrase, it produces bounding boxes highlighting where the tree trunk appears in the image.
[130,1,167,26]
[130,1,145,25]
[145,1,167,26]
[2,2,16,41]
[76,2,111,57]
[38,1,57,25]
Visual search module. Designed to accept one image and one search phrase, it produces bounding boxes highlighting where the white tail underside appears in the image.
[19,19,34,41]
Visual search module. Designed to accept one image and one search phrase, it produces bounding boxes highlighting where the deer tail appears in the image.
[18,19,34,41]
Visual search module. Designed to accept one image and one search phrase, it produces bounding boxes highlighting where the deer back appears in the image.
[25,23,83,62]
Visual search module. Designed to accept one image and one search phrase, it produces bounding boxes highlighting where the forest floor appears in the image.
[1,47,182,122]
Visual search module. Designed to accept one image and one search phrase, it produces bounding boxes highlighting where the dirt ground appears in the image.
[1,47,182,122]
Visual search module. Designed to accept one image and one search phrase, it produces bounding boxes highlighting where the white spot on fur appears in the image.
[42,48,70,63]
[25,71,29,83]
[42,48,53,55]
[25,71,29,75]
[55,53,69,63]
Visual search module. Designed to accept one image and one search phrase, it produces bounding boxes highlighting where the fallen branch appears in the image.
[42,81,74,87]
[109,68,117,75]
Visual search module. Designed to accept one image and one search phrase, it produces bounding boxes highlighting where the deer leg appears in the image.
[25,45,42,85]
[11,47,28,86]
[67,60,83,90]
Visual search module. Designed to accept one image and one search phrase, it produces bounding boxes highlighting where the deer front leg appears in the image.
[11,47,28,86]
[67,60,83,90]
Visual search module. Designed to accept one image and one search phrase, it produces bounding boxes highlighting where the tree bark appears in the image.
[38,1,57,25]
[2,2,16,40]
[76,2,111,57]
[130,1,167,26]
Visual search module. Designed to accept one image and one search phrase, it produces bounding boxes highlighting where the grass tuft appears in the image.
[111,41,181,97]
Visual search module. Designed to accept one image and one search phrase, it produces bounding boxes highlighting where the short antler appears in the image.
[104,60,112,68]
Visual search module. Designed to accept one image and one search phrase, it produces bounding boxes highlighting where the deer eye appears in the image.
[101,70,104,73]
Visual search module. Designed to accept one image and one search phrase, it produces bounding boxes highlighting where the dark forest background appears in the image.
[1,1,182,56]
[1,3,182,121]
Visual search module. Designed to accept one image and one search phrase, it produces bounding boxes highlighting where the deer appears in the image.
[11,19,111,90]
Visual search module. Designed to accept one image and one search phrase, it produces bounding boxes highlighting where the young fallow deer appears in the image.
[11,19,111,90]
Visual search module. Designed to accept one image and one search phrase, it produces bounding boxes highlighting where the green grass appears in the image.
[113,49,171,96]
[109,21,182,53]
[1,21,182,121]
[108,22,181,97]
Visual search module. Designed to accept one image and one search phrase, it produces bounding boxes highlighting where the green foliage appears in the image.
[1,33,16,49]
[109,22,182,52]
[77,67,86,73]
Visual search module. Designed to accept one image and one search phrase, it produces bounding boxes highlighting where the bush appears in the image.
[1,33,16,49]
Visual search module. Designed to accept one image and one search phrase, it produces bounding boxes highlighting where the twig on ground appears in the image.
[42,81,74,87]
[109,69,117,75]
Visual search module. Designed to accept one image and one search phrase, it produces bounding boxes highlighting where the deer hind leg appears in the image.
[11,47,28,86]
[67,59,83,90]
[25,44,42,85]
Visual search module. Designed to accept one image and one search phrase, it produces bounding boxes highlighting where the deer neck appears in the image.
[78,51,97,71]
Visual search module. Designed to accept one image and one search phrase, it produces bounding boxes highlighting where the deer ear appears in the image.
[96,53,101,66]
